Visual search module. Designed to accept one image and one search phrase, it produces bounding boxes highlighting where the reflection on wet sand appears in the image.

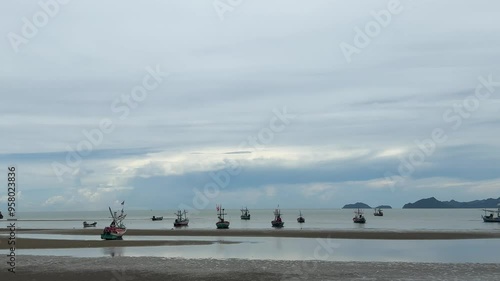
[102,247,124,257]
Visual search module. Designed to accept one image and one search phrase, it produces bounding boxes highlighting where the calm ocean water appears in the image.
[3,208,499,231]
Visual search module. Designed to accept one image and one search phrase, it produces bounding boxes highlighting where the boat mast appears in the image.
[109,207,115,219]
[274,205,281,219]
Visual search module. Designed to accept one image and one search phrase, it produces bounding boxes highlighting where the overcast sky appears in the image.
[1,0,499,211]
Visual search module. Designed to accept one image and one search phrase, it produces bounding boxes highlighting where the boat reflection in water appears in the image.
[102,247,124,257]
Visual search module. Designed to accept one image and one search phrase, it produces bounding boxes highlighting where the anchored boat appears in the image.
[174,210,189,227]
[240,207,251,220]
[216,204,230,229]
[151,216,163,221]
[482,204,500,222]
[0,211,3,219]
[83,221,97,227]
[353,208,366,224]
[272,206,284,228]
[373,208,384,216]
[101,202,127,240]
[297,210,305,223]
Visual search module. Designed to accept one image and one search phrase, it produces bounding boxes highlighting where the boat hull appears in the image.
[101,232,124,240]
[174,220,189,227]
[83,222,97,227]
[272,221,284,228]
[216,221,230,229]
[374,213,383,216]
[353,218,366,224]
[241,215,251,220]
[101,227,126,240]
[297,217,305,223]
[482,216,500,222]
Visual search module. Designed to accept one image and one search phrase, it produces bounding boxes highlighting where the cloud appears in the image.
[1,0,500,210]
[43,196,66,206]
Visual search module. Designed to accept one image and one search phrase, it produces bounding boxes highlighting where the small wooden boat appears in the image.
[151,216,163,221]
[240,207,251,220]
[83,221,97,227]
[101,202,127,240]
[216,204,230,229]
[297,210,305,223]
[353,208,366,224]
[482,205,500,222]
[373,208,383,216]
[272,206,284,228]
[174,210,189,227]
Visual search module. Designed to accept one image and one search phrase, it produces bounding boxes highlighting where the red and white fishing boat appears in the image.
[101,201,127,240]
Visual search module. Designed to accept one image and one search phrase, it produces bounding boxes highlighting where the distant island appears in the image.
[403,197,500,209]
[342,203,392,209]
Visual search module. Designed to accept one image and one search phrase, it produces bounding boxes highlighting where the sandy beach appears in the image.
[2,228,499,279]
[2,256,499,281]
[0,237,238,249]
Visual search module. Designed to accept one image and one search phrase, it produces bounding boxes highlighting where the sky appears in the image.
[1,0,500,211]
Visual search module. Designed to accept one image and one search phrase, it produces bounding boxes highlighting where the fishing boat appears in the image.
[83,221,97,227]
[0,211,3,219]
[353,208,366,223]
[240,207,251,220]
[482,204,500,222]
[151,216,163,221]
[373,208,384,216]
[271,206,284,228]
[174,210,189,227]
[101,201,127,240]
[216,204,230,229]
[297,210,305,223]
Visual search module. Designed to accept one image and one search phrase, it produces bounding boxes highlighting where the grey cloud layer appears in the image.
[1,0,499,210]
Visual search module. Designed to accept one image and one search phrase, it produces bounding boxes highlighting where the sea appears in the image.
[3,208,499,232]
[1,209,499,263]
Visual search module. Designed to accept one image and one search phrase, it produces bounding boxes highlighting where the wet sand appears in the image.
[2,228,500,240]
[0,237,238,249]
[2,228,499,249]
[2,256,499,281]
